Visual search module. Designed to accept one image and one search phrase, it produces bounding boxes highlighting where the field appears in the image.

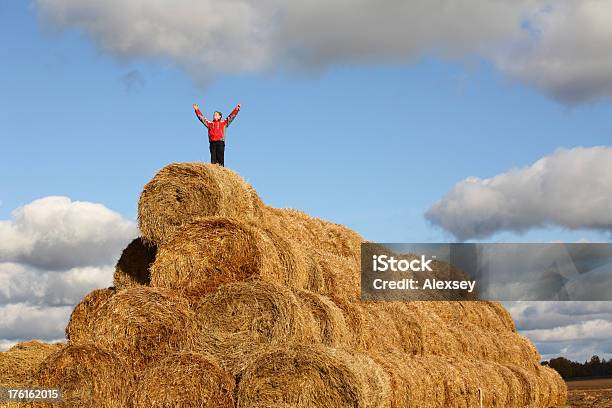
[566,377,612,408]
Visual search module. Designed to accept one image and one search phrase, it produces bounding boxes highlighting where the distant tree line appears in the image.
[543,356,612,379]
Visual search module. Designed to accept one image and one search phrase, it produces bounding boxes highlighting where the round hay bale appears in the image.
[462,359,512,407]
[425,301,516,333]
[133,352,234,408]
[502,363,542,408]
[372,354,526,408]
[538,364,567,407]
[327,295,368,349]
[236,344,367,408]
[370,353,447,408]
[295,289,351,347]
[402,302,464,357]
[0,341,65,387]
[29,343,132,408]
[264,207,363,261]
[313,250,360,301]
[65,287,116,344]
[150,217,298,297]
[367,303,424,355]
[484,301,517,332]
[258,225,310,290]
[423,322,539,369]
[492,363,525,408]
[302,252,326,292]
[493,332,540,369]
[88,287,200,372]
[354,302,530,365]
[192,281,315,374]
[361,304,411,355]
[327,349,392,408]
[138,163,264,244]
[113,238,156,289]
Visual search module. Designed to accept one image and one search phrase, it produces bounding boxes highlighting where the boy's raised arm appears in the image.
[193,103,210,127]
[225,103,241,126]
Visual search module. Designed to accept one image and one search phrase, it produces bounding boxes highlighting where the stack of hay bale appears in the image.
[0,163,567,407]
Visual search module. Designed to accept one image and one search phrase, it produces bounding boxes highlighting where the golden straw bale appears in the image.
[371,353,545,408]
[113,238,156,289]
[537,364,567,407]
[503,363,543,408]
[87,287,200,372]
[360,304,414,356]
[312,250,361,301]
[236,344,371,408]
[484,301,517,332]
[138,163,264,244]
[264,207,363,261]
[29,343,132,408]
[328,295,369,349]
[133,352,234,408]
[364,303,424,355]
[424,301,516,333]
[353,302,535,369]
[436,323,540,369]
[295,289,352,347]
[149,217,298,297]
[370,353,447,408]
[398,302,464,357]
[65,287,115,344]
[327,348,392,408]
[191,281,315,374]
[0,341,65,387]
[258,225,311,290]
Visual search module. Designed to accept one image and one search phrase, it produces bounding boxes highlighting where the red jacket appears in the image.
[195,105,240,141]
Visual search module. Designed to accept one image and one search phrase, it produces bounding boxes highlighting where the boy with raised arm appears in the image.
[193,102,241,167]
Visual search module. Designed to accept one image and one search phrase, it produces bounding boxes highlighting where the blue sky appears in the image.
[1,1,612,361]
[2,2,611,243]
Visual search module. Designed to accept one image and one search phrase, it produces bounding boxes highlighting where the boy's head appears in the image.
[213,111,222,121]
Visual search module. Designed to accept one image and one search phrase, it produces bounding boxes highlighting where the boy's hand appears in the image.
[193,103,199,110]
[237,103,241,109]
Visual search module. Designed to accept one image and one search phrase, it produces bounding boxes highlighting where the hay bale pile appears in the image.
[0,163,567,407]
[0,341,64,388]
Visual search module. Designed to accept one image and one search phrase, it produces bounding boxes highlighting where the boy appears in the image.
[193,102,241,166]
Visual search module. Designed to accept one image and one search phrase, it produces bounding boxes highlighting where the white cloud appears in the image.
[507,301,612,331]
[0,303,73,341]
[523,319,612,342]
[0,196,136,270]
[425,147,612,240]
[34,0,612,102]
[0,263,114,306]
[506,301,612,362]
[0,197,135,347]
[0,339,19,351]
[496,1,612,103]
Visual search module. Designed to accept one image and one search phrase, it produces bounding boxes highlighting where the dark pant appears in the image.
[209,140,225,166]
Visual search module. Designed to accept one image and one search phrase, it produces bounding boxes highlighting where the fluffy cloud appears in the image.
[523,319,612,342]
[0,262,114,306]
[0,197,135,350]
[0,196,136,270]
[496,1,612,103]
[35,0,612,102]
[507,301,612,361]
[425,147,612,240]
[0,303,73,341]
